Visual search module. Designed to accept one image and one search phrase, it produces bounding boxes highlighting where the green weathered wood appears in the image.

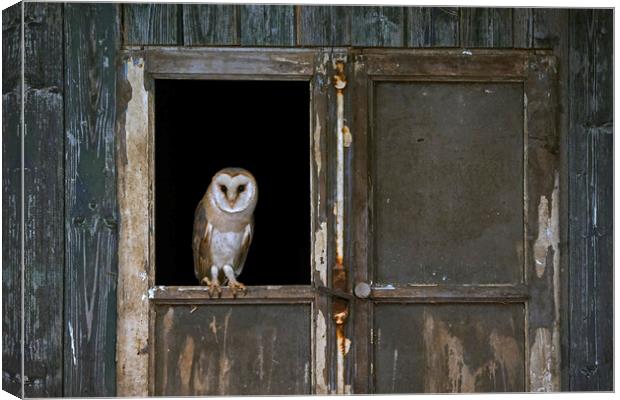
[63,3,119,396]
[23,2,64,396]
[239,5,295,46]
[406,7,459,47]
[351,6,405,47]
[183,4,237,46]
[460,8,513,48]
[123,3,178,45]
[298,6,350,46]
[568,9,613,391]
[512,8,533,48]
[2,3,23,397]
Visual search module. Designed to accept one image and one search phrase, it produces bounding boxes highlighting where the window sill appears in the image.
[148,285,315,303]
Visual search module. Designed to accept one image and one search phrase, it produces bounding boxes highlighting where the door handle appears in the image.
[354,282,372,299]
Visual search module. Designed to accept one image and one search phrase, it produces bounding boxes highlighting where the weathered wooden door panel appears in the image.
[373,81,524,284]
[351,50,559,393]
[373,304,525,393]
[153,304,311,395]
[116,48,340,396]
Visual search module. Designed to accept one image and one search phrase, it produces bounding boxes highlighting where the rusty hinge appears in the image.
[316,285,355,301]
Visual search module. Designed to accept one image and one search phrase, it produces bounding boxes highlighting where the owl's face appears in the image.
[210,168,257,214]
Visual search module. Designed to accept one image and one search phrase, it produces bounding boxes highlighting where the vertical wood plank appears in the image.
[298,6,350,46]
[520,8,572,390]
[406,7,459,47]
[23,2,64,396]
[123,3,179,46]
[182,4,237,46]
[568,9,613,391]
[2,3,23,397]
[351,6,405,47]
[63,3,119,396]
[239,5,295,46]
[460,8,513,48]
[512,8,533,48]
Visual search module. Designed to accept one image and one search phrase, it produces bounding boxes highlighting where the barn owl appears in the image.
[193,168,257,297]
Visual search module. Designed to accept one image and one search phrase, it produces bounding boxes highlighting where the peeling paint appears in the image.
[423,315,520,393]
[530,328,554,391]
[314,222,327,285]
[315,309,328,394]
[177,336,195,393]
[313,113,322,178]
[116,55,150,397]
[533,185,559,278]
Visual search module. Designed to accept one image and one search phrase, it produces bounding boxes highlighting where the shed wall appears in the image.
[1,3,613,396]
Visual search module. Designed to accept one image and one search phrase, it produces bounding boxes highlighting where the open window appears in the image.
[154,79,311,286]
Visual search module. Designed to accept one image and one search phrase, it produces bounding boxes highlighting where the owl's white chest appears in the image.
[210,228,244,267]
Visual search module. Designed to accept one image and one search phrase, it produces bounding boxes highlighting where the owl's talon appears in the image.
[200,277,211,286]
[208,281,222,297]
[230,282,246,297]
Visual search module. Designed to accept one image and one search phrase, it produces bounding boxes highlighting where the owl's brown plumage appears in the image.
[192,168,257,296]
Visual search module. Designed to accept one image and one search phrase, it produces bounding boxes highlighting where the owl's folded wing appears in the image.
[192,199,212,281]
[234,219,254,277]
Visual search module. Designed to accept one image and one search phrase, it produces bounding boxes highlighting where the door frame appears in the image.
[348,49,561,393]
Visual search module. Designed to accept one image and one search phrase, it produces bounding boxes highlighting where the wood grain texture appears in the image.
[123,3,179,46]
[406,7,459,47]
[183,4,237,46]
[297,6,350,46]
[63,4,119,396]
[460,8,513,48]
[153,304,312,395]
[568,9,613,391]
[23,2,64,396]
[239,5,295,46]
[2,3,22,397]
[516,9,571,390]
[351,6,405,47]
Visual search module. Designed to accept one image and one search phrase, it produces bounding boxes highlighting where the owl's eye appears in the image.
[238,185,246,193]
[220,185,227,193]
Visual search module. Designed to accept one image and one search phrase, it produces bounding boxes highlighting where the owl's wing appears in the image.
[192,198,212,281]
[234,218,253,277]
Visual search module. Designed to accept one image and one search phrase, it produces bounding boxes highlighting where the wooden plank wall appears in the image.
[63,3,120,396]
[1,4,612,396]
[2,3,23,397]
[22,2,64,397]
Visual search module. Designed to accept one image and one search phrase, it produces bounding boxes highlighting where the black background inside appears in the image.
[155,80,310,286]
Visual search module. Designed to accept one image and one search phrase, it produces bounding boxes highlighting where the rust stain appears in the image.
[333,59,347,278]
[343,125,352,147]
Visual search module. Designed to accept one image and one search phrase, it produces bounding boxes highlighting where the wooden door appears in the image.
[116,48,346,396]
[349,50,560,393]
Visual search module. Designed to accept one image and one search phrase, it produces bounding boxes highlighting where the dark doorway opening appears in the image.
[155,80,311,286]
